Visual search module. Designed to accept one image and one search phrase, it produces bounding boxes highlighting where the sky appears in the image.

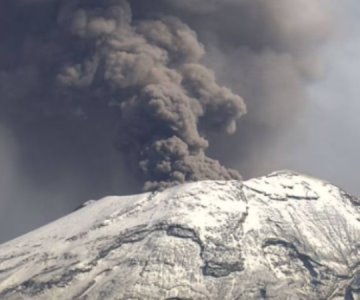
[252,0,360,193]
[0,0,359,244]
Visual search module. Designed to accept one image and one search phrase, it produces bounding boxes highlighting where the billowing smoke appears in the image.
[0,0,333,188]
[1,0,248,191]
[56,3,246,189]
[0,0,335,240]
[136,0,333,177]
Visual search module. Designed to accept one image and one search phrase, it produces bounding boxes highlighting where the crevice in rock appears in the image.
[94,222,244,280]
[243,184,319,202]
[202,260,243,278]
[263,239,322,278]
[0,265,93,298]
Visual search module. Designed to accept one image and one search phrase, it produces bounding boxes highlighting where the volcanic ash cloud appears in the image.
[56,0,246,190]
[0,0,334,191]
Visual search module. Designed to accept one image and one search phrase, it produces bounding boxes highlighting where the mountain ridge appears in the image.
[0,170,359,299]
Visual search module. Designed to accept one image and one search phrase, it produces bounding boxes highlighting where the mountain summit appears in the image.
[0,171,359,299]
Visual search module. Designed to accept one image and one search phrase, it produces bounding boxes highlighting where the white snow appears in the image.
[0,170,359,299]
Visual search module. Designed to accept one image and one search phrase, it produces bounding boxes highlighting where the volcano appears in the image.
[0,171,359,299]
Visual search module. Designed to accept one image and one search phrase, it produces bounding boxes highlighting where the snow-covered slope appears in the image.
[0,171,359,299]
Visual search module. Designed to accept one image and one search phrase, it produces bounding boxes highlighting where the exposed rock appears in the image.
[0,171,359,299]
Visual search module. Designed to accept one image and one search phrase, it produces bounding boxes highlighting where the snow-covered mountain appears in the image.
[0,171,359,299]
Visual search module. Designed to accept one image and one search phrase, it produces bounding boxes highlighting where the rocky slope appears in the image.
[0,171,359,299]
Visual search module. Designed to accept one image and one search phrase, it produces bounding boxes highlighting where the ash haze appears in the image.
[0,0,358,243]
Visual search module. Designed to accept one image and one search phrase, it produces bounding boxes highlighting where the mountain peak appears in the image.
[0,172,359,299]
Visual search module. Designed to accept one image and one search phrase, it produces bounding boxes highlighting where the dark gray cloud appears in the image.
[1,0,247,192]
[0,0,335,241]
[57,1,246,189]
[135,0,333,177]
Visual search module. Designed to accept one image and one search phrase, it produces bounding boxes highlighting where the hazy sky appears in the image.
[0,0,359,244]
[256,0,360,193]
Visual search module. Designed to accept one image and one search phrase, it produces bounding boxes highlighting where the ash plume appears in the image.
[57,1,246,190]
[0,0,333,192]
[1,0,246,191]
[130,0,333,177]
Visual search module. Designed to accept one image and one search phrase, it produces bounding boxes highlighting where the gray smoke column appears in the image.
[0,0,334,192]
[145,0,333,176]
[54,0,246,190]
